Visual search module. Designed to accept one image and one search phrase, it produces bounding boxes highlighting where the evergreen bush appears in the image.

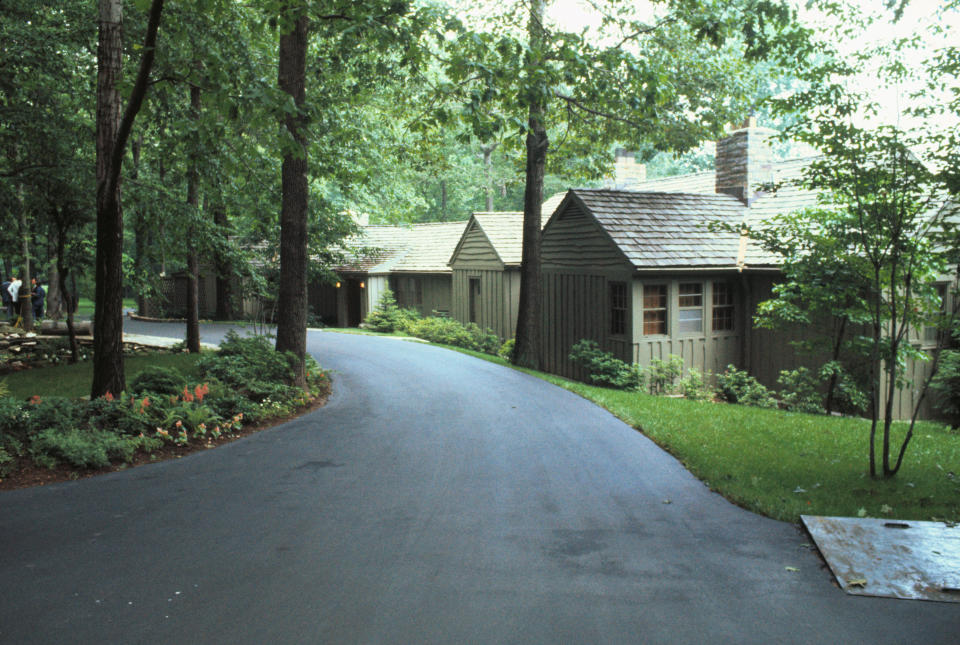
[717,365,778,408]
[568,339,643,389]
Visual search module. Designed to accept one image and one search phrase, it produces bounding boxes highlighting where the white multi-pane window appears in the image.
[609,282,627,336]
[677,283,703,333]
[643,284,667,335]
[712,281,735,331]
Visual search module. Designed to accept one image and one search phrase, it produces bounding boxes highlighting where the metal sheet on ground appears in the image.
[802,515,960,603]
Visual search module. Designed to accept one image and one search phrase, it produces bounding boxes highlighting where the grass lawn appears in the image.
[3,352,205,400]
[73,297,136,319]
[438,344,960,524]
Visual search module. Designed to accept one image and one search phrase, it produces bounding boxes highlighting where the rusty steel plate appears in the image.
[802,515,960,603]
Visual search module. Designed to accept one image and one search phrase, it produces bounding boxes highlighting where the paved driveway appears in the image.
[1,322,957,643]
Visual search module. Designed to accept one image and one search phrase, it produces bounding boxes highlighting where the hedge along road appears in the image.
[1,322,957,644]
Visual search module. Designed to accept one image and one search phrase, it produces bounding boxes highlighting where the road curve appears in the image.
[1,323,957,644]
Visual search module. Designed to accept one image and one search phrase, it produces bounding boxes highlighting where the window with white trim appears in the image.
[712,281,735,331]
[643,284,667,335]
[677,283,703,333]
[610,282,627,336]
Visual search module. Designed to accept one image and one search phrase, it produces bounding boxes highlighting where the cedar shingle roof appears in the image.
[565,157,824,270]
[567,189,745,268]
[337,221,466,274]
[468,211,553,266]
[391,222,466,273]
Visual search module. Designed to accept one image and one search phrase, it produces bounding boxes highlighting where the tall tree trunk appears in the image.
[275,4,309,388]
[131,134,148,316]
[93,0,126,397]
[823,316,848,414]
[92,0,164,398]
[185,83,201,353]
[511,0,548,370]
[15,181,33,331]
[213,200,233,320]
[45,218,63,320]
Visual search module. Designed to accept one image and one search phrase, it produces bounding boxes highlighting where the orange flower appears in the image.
[29,395,42,405]
[104,391,114,401]
[175,420,182,428]
[194,383,209,402]
[182,386,194,403]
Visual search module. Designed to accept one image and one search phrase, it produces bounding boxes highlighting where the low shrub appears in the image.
[403,316,501,355]
[648,356,684,395]
[129,366,185,397]
[717,365,778,408]
[777,367,825,414]
[568,340,643,389]
[31,427,137,470]
[818,362,868,415]
[678,368,714,401]
[0,333,328,480]
[197,331,297,390]
[498,338,515,360]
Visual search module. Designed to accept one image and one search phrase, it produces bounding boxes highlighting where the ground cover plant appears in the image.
[363,291,501,355]
[442,344,960,524]
[0,332,328,487]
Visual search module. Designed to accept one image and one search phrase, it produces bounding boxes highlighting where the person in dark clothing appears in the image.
[31,278,45,321]
[1,277,10,319]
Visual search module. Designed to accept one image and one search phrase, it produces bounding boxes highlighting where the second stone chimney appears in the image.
[715,115,776,204]
[611,148,647,190]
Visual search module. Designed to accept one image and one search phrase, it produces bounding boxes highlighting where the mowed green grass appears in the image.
[73,297,136,319]
[3,352,205,400]
[446,346,960,524]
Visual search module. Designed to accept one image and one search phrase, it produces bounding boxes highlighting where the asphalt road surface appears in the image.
[1,321,957,644]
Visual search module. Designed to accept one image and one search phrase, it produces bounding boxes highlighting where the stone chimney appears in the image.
[715,115,776,204]
[611,148,647,190]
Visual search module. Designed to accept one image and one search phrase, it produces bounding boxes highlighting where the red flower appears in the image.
[29,395,42,405]
[182,385,194,403]
[194,383,209,402]
[104,391,114,401]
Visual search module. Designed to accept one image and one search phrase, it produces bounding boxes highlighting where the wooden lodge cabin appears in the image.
[447,195,563,339]
[537,118,955,420]
[315,221,464,327]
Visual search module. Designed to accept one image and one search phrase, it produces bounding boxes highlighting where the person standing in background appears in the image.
[31,277,45,322]
[1,277,11,319]
[7,276,21,318]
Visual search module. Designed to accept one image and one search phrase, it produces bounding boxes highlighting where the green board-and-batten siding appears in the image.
[450,218,519,339]
[392,274,452,316]
[541,272,632,380]
[451,268,521,340]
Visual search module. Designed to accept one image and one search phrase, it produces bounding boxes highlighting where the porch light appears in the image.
[335,281,341,288]
[359,281,365,289]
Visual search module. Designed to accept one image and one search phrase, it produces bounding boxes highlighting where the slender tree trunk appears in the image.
[275,4,309,387]
[440,180,448,220]
[213,200,233,320]
[482,143,497,211]
[15,181,33,331]
[92,0,164,398]
[55,220,79,362]
[511,0,548,370]
[824,316,848,414]
[185,83,201,353]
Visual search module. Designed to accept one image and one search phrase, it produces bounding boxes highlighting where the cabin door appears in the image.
[469,277,481,323]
